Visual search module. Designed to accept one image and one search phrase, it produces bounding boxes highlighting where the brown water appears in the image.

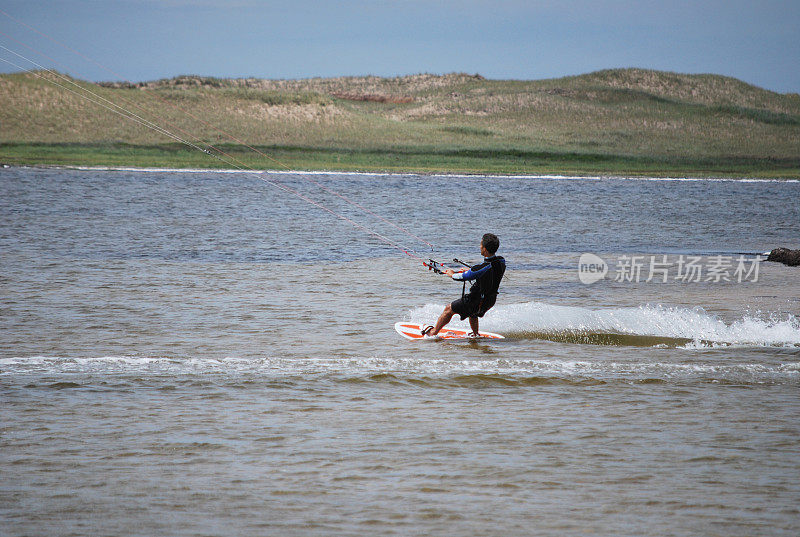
[1,167,799,536]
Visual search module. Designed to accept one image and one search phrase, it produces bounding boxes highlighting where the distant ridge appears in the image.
[96,68,798,108]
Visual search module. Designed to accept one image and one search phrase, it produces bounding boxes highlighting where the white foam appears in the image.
[407,301,800,347]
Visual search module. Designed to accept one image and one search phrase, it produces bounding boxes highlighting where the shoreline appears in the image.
[2,141,799,180]
[4,162,798,183]
[1,143,799,180]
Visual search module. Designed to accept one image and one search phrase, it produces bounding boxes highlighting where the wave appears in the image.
[2,356,798,386]
[406,301,800,348]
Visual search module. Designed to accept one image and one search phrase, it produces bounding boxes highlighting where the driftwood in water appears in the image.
[766,248,800,267]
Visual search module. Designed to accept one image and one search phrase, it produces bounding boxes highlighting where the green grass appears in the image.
[2,68,799,177]
[3,142,798,178]
[439,125,495,137]
[216,87,332,106]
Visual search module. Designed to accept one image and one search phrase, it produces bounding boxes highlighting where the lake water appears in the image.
[2,166,799,536]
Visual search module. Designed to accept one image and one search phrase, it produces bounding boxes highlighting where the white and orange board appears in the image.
[394,322,504,340]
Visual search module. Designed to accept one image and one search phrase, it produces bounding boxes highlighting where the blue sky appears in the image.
[1,0,798,92]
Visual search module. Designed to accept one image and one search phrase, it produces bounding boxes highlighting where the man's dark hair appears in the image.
[482,233,500,255]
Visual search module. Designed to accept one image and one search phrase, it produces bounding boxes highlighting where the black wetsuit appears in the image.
[450,255,506,320]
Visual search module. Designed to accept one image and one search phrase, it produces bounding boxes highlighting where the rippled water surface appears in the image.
[2,167,799,536]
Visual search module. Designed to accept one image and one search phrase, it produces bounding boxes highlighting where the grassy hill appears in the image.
[1,68,799,176]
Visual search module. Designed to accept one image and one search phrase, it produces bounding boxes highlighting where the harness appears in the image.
[472,257,505,313]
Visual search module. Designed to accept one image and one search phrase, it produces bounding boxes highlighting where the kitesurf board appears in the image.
[394,322,504,340]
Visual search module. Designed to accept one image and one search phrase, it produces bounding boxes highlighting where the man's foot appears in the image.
[420,325,441,339]
[467,332,481,339]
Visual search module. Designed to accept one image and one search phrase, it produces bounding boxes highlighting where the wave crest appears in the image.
[407,301,800,347]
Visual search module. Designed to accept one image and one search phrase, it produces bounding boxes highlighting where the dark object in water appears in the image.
[767,248,800,266]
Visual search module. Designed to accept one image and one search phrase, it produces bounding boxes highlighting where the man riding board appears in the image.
[421,233,506,338]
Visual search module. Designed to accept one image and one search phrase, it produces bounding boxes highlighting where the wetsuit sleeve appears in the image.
[452,264,491,281]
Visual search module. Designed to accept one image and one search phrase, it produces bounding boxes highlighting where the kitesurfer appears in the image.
[421,233,506,338]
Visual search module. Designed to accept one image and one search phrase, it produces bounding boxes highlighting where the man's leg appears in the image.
[468,316,479,336]
[432,303,455,335]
